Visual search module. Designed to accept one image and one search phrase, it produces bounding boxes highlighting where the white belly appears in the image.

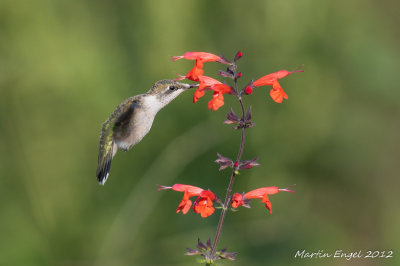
[117,111,155,150]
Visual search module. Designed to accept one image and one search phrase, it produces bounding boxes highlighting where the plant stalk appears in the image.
[209,72,247,260]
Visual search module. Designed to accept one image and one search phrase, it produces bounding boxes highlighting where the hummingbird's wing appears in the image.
[96,97,138,185]
[112,98,139,142]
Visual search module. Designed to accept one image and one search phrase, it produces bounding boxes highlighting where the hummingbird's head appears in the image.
[146,79,193,109]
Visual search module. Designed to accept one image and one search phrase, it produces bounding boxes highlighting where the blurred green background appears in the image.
[1,0,399,265]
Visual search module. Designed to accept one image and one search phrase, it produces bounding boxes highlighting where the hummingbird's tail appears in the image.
[96,139,117,185]
[96,156,111,185]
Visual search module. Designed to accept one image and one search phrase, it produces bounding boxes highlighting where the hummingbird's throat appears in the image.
[142,95,165,114]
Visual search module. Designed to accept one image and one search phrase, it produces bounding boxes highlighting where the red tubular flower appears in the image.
[193,190,217,218]
[172,51,231,82]
[231,186,295,214]
[252,69,304,103]
[231,193,244,208]
[190,76,232,110]
[245,186,295,214]
[158,184,217,217]
[158,184,204,214]
[208,84,233,111]
[193,76,222,103]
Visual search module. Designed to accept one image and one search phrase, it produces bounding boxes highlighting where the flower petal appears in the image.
[198,76,222,90]
[171,184,204,195]
[211,84,232,94]
[193,89,205,103]
[177,198,192,214]
[200,190,216,201]
[261,194,273,214]
[269,80,288,103]
[193,197,215,218]
[201,206,215,218]
[208,92,225,111]
[183,52,221,62]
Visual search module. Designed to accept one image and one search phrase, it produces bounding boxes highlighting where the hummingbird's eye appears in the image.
[169,85,177,91]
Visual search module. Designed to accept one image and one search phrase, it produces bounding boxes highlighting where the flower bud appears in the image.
[244,86,253,95]
[234,51,243,61]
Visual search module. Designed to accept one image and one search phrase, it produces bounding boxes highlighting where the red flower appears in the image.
[193,190,217,218]
[158,184,217,217]
[171,52,222,63]
[231,193,245,208]
[252,70,304,103]
[232,186,295,214]
[189,75,232,111]
[193,76,222,103]
[172,51,230,82]
[208,84,233,111]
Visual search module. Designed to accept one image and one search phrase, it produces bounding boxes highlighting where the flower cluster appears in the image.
[159,184,295,218]
[160,51,303,264]
[171,51,304,109]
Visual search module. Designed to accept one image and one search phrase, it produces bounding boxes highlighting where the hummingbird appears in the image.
[96,79,193,185]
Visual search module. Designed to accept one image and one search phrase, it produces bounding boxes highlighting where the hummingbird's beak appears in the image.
[188,83,199,89]
[177,82,198,90]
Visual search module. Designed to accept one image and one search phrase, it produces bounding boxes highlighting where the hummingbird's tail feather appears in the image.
[96,150,113,185]
[97,123,117,185]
